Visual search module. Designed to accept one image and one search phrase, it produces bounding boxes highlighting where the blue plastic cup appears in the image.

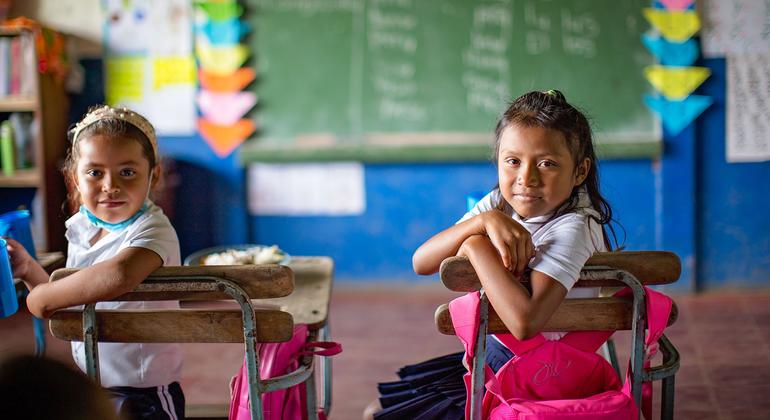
[0,210,36,259]
[0,238,19,318]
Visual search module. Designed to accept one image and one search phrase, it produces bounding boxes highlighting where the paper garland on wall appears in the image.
[642,0,711,136]
[194,0,256,158]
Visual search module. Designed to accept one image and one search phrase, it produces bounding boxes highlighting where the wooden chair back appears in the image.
[436,251,681,334]
[49,265,295,344]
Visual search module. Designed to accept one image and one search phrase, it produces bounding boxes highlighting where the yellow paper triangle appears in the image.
[644,65,711,100]
[643,8,700,42]
[196,43,250,76]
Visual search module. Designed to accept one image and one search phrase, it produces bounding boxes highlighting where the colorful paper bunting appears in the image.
[199,19,249,45]
[658,0,694,10]
[642,35,699,67]
[644,95,712,136]
[195,1,243,22]
[197,91,257,125]
[199,68,256,92]
[643,8,700,42]
[195,0,255,157]
[196,42,250,76]
[198,118,256,157]
[644,65,711,100]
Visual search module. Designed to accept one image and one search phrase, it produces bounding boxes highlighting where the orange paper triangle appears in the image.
[199,67,256,92]
[198,118,256,157]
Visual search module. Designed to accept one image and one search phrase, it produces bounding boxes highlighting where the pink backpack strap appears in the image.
[299,341,342,357]
[449,292,500,419]
[448,291,482,358]
[619,286,673,420]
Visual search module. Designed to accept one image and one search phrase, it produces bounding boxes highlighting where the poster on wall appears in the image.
[701,0,770,57]
[726,54,770,163]
[103,0,196,135]
[247,163,366,216]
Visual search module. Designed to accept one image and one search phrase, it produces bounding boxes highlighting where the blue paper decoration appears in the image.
[644,94,713,136]
[199,19,250,45]
[642,35,699,67]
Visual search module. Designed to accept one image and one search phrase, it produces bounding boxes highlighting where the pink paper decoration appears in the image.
[196,91,257,125]
[659,0,694,10]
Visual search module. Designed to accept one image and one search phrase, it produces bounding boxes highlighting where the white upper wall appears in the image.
[11,0,103,56]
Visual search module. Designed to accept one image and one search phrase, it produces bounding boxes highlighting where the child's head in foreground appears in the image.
[492,90,614,243]
[63,105,160,225]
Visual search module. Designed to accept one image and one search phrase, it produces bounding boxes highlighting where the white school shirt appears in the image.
[65,201,183,388]
[458,189,607,340]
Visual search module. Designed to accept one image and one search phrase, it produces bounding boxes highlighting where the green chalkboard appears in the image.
[240,0,660,162]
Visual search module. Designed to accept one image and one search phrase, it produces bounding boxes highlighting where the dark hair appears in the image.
[62,106,161,214]
[0,355,120,420]
[492,90,620,249]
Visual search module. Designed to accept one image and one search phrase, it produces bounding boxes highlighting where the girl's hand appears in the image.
[3,237,33,280]
[478,210,535,276]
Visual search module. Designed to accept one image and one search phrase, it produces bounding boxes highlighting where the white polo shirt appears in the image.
[65,201,183,388]
[458,189,607,340]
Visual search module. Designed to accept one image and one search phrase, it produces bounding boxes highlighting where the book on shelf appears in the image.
[0,32,36,98]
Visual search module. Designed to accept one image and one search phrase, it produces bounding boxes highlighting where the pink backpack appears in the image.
[450,287,672,420]
[229,324,342,420]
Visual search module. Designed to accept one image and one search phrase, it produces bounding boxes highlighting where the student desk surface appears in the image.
[179,256,334,331]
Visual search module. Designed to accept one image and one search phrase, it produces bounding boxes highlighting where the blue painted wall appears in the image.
[251,160,660,283]
[696,59,770,289]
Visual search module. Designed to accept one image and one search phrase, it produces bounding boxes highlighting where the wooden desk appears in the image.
[265,256,334,330]
[179,256,334,331]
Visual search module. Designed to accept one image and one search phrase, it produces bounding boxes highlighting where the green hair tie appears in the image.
[545,89,557,97]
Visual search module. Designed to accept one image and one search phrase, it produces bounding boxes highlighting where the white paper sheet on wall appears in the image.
[103,0,197,135]
[248,163,366,215]
[701,0,770,57]
[726,54,770,163]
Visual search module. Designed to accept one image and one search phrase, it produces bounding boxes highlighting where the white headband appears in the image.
[71,105,158,163]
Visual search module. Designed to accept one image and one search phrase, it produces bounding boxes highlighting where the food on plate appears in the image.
[202,245,286,265]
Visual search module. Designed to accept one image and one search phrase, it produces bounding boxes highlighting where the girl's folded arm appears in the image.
[461,235,566,340]
[412,216,485,275]
[26,246,163,318]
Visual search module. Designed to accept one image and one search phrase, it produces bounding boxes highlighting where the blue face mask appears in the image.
[79,202,149,232]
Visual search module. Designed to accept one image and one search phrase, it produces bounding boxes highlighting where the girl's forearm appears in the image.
[26,260,133,318]
[26,248,162,318]
[464,235,565,340]
[465,236,534,337]
[413,216,483,275]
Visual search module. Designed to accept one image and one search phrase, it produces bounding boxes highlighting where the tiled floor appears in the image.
[2,285,770,420]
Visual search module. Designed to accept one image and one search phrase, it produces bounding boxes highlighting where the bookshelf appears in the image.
[0,27,68,252]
